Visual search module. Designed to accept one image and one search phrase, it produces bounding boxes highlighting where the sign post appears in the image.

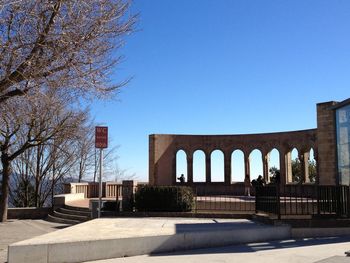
[95,126,108,218]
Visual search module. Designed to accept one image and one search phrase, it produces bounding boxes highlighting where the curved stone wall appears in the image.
[149,129,317,187]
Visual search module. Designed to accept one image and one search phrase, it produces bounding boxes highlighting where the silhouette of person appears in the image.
[244,174,251,196]
[178,174,185,183]
[256,175,265,186]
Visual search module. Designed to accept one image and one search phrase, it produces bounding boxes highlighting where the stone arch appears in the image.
[211,149,225,182]
[176,149,187,183]
[193,150,206,182]
[249,149,263,181]
[231,149,245,182]
[268,148,280,182]
[308,148,317,183]
[290,147,299,183]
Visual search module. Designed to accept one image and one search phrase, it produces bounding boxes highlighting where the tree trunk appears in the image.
[0,155,11,222]
[51,157,56,207]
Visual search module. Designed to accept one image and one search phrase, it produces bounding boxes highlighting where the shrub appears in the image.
[134,186,194,212]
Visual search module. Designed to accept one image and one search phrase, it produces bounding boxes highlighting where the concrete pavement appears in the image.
[8,218,290,263]
[85,236,350,263]
[0,219,69,263]
[2,218,350,263]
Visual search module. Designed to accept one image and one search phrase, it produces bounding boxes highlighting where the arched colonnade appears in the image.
[149,129,317,186]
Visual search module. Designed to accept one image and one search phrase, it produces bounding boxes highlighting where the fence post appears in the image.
[194,187,197,215]
[255,186,258,214]
[347,186,350,218]
[277,185,281,220]
[336,186,341,217]
[316,185,320,216]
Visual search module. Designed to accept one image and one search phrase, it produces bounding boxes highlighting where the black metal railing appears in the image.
[255,185,280,216]
[194,187,255,213]
[255,185,350,219]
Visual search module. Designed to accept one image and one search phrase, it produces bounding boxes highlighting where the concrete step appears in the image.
[53,210,90,222]
[64,204,90,212]
[46,214,81,225]
[58,207,91,217]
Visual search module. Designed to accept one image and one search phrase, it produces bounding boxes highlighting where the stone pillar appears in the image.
[224,152,232,185]
[122,180,137,212]
[263,153,270,183]
[205,154,211,183]
[286,151,292,183]
[304,151,310,183]
[299,153,306,183]
[70,183,77,194]
[172,155,176,185]
[317,101,338,185]
[244,154,250,181]
[187,152,193,183]
[279,151,286,185]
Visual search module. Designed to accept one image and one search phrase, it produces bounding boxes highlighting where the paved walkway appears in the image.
[2,219,350,263]
[85,236,350,263]
[0,219,69,263]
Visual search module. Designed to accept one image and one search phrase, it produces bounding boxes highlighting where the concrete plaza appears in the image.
[86,236,350,263]
[8,218,290,263]
[0,219,69,263]
[2,218,350,263]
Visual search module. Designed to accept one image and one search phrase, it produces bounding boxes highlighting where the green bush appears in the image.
[134,186,194,212]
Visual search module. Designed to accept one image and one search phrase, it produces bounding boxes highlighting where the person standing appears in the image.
[244,174,251,196]
[257,175,265,186]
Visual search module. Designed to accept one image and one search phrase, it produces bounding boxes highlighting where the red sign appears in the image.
[95,126,108,148]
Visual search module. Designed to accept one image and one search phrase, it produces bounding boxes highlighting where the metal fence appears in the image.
[255,185,350,219]
[193,187,255,213]
[130,185,255,214]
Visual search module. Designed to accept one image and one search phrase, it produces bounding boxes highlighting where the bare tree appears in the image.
[9,147,36,207]
[112,162,137,182]
[72,122,95,182]
[0,92,87,221]
[0,0,136,103]
[10,140,76,207]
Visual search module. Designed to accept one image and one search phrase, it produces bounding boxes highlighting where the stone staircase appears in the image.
[47,204,91,225]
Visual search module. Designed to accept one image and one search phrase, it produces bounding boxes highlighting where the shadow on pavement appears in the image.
[151,236,350,257]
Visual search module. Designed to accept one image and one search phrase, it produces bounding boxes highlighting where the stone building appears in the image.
[149,98,350,193]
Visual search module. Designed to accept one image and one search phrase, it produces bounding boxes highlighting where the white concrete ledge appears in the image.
[53,193,85,209]
[8,218,291,263]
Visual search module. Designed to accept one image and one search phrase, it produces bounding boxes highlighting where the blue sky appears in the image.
[91,0,350,182]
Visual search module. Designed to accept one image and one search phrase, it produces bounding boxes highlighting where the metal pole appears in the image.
[98,149,103,218]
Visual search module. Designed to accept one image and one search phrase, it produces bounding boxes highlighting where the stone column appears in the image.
[299,153,306,183]
[244,154,250,181]
[187,152,193,183]
[224,152,232,185]
[172,155,176,185]
[303,151,310,183]
[206,153,211,183]
[122,180,137,212]
[285,151,293,183]
[263,153,270,183]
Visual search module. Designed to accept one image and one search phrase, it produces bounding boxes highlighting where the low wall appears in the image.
[53,193,85,209]
[8,207,51,220]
